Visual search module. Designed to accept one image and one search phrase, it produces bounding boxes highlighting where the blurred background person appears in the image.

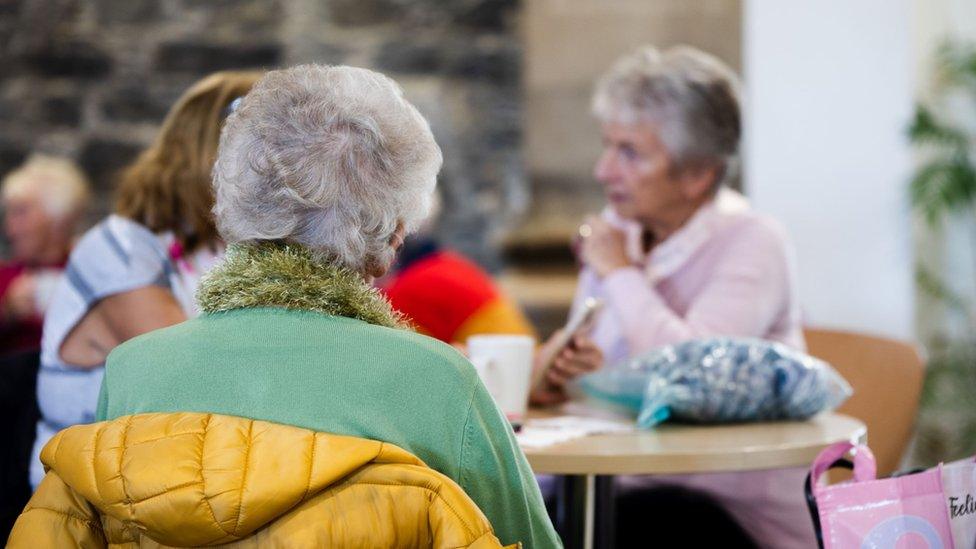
[378,192,605,411]
[579,45,802,362]
[0,154,90,538]
[379,198,604,411]
[379,192,537,344]
[29,71,259,489]
[88,64,559,548]
[565,45,806,547]
[0,155,91,356]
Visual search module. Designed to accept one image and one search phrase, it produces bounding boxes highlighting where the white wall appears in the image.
[743,0,916,339]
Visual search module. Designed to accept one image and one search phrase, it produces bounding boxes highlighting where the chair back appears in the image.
[803,328,924,477]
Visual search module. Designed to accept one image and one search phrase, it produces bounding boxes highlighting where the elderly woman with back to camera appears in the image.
[14,65,559,548]
[546,46,808,547]
[29,72,259,489]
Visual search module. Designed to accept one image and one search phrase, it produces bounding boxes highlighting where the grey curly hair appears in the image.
[592,45,741,189]
[212,64,442,274]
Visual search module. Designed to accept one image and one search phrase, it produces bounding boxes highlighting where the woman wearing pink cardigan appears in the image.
[558,45,809,548]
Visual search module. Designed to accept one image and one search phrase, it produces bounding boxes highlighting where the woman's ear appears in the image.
[678,164,719,200]
[390,222,406,252]
[368,222,408,281]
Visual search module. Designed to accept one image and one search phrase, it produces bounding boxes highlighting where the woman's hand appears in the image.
[578,215,630,277]
[2,274,38,321]
[530,330,603,406]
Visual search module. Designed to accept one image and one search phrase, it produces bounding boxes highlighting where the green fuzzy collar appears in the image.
[196,242,408,330]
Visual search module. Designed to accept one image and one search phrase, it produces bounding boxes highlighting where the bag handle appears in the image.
[809,441,877,491]
[805,458,852,549]
[804,442,878,549]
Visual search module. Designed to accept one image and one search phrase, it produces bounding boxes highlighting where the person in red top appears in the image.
[378,190,537,343]
[381,236,537,343]
[0,155,90,356]
[380,193,604,408]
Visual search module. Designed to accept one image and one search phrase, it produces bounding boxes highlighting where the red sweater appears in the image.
[0,263,43,355]
[381,251,535,343]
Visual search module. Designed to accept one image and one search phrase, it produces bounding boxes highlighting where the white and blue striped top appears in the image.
[31,215,198,488]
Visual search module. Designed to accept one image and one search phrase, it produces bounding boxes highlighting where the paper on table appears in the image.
[516,415,634,449]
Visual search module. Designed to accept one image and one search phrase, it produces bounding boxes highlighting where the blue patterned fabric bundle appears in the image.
[579,338,852,428]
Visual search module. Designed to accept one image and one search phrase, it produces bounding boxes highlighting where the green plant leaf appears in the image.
[907,105,968,150]
[916,264,971,315]
[910,157,976,224]
[937,40,976,87]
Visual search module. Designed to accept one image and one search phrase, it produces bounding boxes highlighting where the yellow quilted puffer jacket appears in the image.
[9,413,519,548]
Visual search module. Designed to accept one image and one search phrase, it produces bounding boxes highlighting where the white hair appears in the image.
[592,45,742,189]
[212,64,443,273]
[1,154,91,220]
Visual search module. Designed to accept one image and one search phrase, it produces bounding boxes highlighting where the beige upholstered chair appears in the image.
[804,328,925,477]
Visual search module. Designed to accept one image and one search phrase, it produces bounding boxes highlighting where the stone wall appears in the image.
[0,0,522,268]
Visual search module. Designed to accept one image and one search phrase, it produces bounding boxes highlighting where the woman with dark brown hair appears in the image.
[30,71,259,489]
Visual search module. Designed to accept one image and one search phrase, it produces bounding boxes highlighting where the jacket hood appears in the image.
[39,413,426,546]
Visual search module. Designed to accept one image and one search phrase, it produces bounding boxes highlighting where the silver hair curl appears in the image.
[212,64,443,273]
[592,45,742,189]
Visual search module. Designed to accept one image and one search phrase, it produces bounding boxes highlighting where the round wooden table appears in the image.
[521,405,866,549]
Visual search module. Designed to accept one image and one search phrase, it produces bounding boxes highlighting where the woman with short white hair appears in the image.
[577,44,803,361]
[85,65,558,547]
[212,66,440,277]
[550,46,808,547]
[0,155,90,355]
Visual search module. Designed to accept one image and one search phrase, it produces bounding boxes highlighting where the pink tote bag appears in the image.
[806,441,954,549]
[942,457,976,548]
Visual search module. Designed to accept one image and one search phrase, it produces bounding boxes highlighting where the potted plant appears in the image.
[908,40,976,464]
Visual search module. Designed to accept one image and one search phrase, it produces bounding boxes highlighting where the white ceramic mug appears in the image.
[467,334,535,425]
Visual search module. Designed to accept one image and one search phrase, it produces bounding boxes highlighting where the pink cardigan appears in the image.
[572,189,814,549]
[572,188,805,366]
